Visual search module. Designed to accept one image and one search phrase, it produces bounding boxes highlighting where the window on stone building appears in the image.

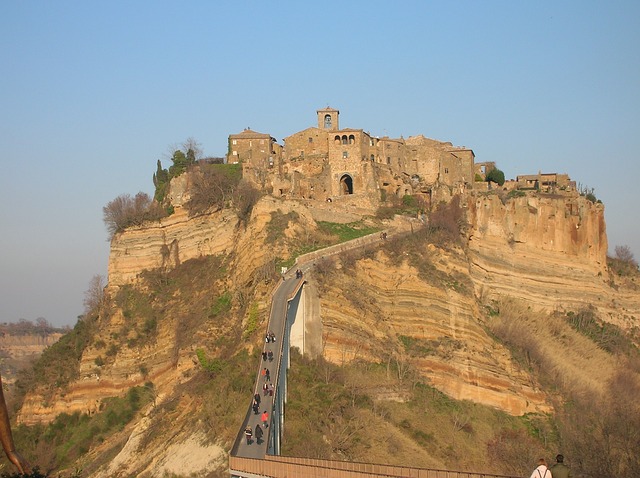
[232,139,237,145]
[308,137,313,143]
[387,157,391,165]
[342,135,348,145]
[324,114,332,129]
[444,168,449,174]
[343,151,349,159]
[334,135,341,143]
[349,135,355,144]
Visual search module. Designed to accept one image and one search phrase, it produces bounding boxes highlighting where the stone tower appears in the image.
[317,107,339,131]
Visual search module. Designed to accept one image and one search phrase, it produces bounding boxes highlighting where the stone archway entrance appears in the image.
[339,174,353,195]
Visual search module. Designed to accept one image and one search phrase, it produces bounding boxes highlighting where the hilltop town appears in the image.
[228,107,576,210]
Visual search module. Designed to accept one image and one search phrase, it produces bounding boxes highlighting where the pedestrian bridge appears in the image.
[229,231,519,478]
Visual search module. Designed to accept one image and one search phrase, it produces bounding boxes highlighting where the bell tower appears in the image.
[317,107,339,131]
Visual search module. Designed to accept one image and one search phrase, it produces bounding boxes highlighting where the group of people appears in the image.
[530,455,572,478]
[244,423,264,445]
[295,268,303,278]
[244,408,269,444]
[262,381,274,396]
[244,329,279,446]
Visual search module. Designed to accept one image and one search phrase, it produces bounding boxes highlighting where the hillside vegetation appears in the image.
[2,164,639,477]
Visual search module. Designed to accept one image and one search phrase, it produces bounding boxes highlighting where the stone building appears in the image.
[514,172,575,191]
[228,107,477,210]
[499,172,576,192]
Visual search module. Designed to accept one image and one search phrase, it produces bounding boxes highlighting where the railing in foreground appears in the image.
[230,455,520,478]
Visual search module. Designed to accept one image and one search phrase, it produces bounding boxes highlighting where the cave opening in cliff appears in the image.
[339,174,353,195]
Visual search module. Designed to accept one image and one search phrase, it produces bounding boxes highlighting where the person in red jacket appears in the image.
[261,410,269,428]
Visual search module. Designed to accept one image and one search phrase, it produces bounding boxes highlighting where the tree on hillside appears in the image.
[486,168,505,186]
[83,274,105,318]
[154,138,204,203]
[233,179,262,224]
[615,245,638,268]
[186,164,243,216]
[103,192,165,238]
[182,137,203,161]
[152,159,170,203]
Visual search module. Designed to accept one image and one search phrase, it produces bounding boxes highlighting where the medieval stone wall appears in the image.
[283,127,330,160]
[440,150,474,187]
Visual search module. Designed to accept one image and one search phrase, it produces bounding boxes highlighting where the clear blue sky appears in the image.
[1,1,638,327]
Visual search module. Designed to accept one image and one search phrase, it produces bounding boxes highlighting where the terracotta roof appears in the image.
[229,128,271,139]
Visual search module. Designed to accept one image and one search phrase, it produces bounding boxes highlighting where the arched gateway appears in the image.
[339,174,353,195]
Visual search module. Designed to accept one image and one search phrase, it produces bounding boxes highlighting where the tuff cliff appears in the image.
[467,192,638,327]
[312,189,634,416]
[12,175,640,477]
[18,182,635,426]
[0,332,63,391]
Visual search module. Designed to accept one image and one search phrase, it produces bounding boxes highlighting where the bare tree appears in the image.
[182,137,203,161]
[83,274,105,318]
[615,245,638,268]
[233,180,262,224]
[186,168,230,216]
[103,192,165,238]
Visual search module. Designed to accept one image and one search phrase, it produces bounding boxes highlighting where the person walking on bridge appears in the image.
[529,458,551,478]
[254,423,264,444]
[261,410,269,428]
[244,426,253,445]
[550,454,571,478]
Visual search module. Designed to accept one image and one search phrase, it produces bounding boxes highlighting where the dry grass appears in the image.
[282,350,551,476]
[486,299,617,398]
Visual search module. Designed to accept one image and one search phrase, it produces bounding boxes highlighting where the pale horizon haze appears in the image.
[1,1,639,327]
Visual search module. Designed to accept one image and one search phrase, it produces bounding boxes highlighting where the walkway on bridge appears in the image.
[232,271,304,459]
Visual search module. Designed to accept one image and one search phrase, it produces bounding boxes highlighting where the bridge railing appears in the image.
[230,455,520,478]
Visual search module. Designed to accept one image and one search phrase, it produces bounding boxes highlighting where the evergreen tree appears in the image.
[153,160,169,203]
[168,150,190,178]
[486,168,505,186]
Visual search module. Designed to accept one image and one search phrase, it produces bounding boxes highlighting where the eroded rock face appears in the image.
[17,196,317,425]
[466,192,638,328]
[107,206,238,288]
[307,191,638,415]
[17,188,639,426]
[317,251,550,416]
